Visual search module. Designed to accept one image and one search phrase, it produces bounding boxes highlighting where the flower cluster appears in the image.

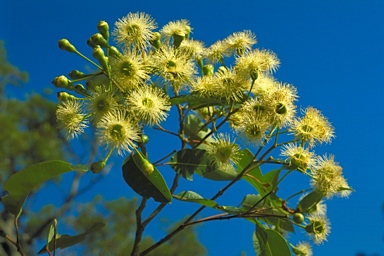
[53,11,352,254]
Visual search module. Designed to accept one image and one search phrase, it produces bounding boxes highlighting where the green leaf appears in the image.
[183,114,214,150]
[241,194,264,211]
[236,148,273,194]
[170,149,208,181]
[38,222,105,254]
[2,160,87,215]
[254,223,291,256]
[173,190,217,207]
[122,151,172,203]
[296,190,324,213]
[264,217,295,233]
[174,191,244,214]
[70,164,88,172]
[216,205,243,215]
[198,164,239,181]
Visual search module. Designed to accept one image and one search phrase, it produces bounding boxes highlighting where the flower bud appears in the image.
[57,91,77,101]
[86,80,99,92]
[90,33,109,48]
[142,160,154,174]
[195,55,204,69]
[202,64,214,76]
[150,32,161,49]
[87,38,96,48]
[97,20,109,40]
[52,75,74,89]
[68,70,87,79]
[250,70,258,82]
[58,38,77,53]
[90,160,106,174]
[74,84,89,96]
[141,134,149,144]
[134,151,154,175]
[172,33,184,48]
[92,46,108,71]
[109,46,121,58]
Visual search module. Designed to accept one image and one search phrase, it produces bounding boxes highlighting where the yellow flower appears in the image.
[87,87,119,123]
[211,67,248,102]
[280,143,315,172]
[113,12,157,50]
[56,100,88,139]
[110,51,150,92]
[234,110,271,145]
[250,73,277,95]
[235,49,280,79]
[191,75,215,98]
[96,110,139,155]
[127,85,171,126]
[179,39,205,59]
[224,30,257,56]
[292,107,334,147]
[311,154,349,198]
[292,241,313,256]
[261,82,298,127]
[160,19,191,47]
[305,214,331,244]
[205,40,231,64]
[206,133,241,171]
[150,45,196,89]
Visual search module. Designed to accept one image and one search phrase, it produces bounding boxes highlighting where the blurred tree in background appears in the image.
[0,40,205,256]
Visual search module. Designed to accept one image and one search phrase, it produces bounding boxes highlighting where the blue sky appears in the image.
[1,0,384,255]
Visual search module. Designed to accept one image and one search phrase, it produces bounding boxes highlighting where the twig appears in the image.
[131,197,148,256]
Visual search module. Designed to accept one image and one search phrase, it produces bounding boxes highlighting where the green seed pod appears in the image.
[58,38,77,53]
[293,213,305,224]
[97,20,109,41]
[90,33,109,48]
[90,160,106,174]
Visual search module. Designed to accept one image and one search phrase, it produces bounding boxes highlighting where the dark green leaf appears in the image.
[122,151,172,203]
[296,190,324,213]
[38,222,105,254]
[254,222,291,256]
[2,160,86,215]
[173,190,217,207]
[170,149,208,181]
